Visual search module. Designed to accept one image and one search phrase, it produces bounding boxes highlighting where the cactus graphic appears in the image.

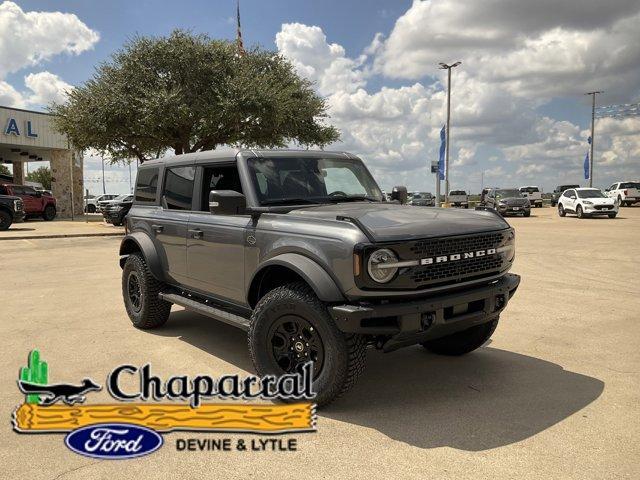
[19,350,48,404]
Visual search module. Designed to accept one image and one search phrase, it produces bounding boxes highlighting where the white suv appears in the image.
[558,188,618,219]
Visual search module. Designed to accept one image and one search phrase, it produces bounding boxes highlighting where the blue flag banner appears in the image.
[584,151,590,180]
[438,125,446,181]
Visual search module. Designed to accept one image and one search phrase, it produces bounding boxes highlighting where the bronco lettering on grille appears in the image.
[420,248,497,266]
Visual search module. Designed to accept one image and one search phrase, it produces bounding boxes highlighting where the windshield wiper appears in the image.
[327,195,378,203]
[261,198,323,206]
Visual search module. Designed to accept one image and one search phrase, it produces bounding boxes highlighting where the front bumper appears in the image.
[498,205,530,215]
[584,205,617,215]
[330,273,520,352]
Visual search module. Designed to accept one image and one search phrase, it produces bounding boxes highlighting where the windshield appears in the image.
[577,189,606,199]
[495,189,523,199]
[450,190,466,195]
[113,194,129,201]
[520,187,539,193]
[247,157,383,205]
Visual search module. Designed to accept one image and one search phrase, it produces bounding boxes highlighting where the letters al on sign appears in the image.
[3,118,38,138]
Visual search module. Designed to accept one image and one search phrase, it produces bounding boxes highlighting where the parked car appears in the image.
[118,149,520,406]
[97,194,129,212]
[102,194,133,226]
[519,186,543,208]
[448,190,469,208]
[604,181,640,207]
[85,193,118,213]
[410,192,435,206]
[484,188,531,216]
[557,188,617,218]
[0,194,25,231]
[0,184,56,220]
[551,184,580,207]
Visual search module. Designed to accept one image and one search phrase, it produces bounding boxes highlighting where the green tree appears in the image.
[26,166,52,190]
[0,164,10,176]
[50,30,339,163]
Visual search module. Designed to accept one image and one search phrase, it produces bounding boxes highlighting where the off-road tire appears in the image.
[422,318,499,356]
[42,204,56,221]
[558,204,566,217]
[248,282,367,407]
[0,210,12,231]
[87,204,96,213]
[577,205,584,218]
[122,253,171,329]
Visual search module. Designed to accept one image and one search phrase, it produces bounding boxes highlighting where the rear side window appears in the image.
[135,167,160,203]
[0,185,7,195]
[163,166,195,210]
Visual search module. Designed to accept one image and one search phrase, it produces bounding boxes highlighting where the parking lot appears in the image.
[1,206,638,479]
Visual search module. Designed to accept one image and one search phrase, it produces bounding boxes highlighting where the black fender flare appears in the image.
[119,232,163,280]
[249,253,345,305]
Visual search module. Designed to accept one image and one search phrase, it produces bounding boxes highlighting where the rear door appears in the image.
[154,165,196,285]
[22,186,43,213]
[185,162,250,304]
[562,189,577,211]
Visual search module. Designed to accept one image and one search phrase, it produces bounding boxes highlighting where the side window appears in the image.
[0,185,7,195]
[562,190,572,198]
[135,167,160,203]
[163,166,195,210]
[611,184,618,191]
[24,187,37,196]
[200,165,243,212]
[12,186,25,195]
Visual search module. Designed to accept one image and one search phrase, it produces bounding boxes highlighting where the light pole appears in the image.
[101,157,106,194]
[439,61,461,204]
[585,90,602,188]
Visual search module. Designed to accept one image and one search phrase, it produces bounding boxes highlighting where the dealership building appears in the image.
[0,106,83,218]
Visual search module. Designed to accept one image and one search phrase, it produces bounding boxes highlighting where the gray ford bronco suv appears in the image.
[119,149,520,405]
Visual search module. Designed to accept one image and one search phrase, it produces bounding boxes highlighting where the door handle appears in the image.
[151,224,164,233]
[189,229,204,239]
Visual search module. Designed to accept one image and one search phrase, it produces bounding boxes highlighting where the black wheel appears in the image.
[576,205,584,218]
[0,210,12,231]
[112,217,124,226]
[422,318,499,356]
[608,213,617,219]
[248,282,367,406]
[87,204,96,213]
[617,196,623,207]
[523,211,531,217]
[42,204,56,221]
[122,253,171,329]
[558,204,566,217]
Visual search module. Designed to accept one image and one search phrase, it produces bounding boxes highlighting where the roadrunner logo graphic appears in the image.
[420,248,497,265]
[12,350,316,459]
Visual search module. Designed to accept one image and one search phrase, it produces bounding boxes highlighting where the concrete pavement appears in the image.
[0,215,123,240]
[0,207,638,479]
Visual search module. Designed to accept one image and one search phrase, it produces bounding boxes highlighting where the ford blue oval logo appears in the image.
[65,423,163,459]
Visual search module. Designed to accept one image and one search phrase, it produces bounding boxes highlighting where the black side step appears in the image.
[159,292,250,331]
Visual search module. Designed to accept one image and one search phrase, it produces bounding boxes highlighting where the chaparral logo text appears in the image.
[420,248,497,266]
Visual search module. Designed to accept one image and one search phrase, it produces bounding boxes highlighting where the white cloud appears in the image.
[276,16,639,191]
[0,2,97,109]
[0,1,99,75]
[24,71,73,105]
[374,0,640,101]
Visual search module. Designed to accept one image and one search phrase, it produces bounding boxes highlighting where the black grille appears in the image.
[594,205,611,210]
[405,231,507,287]
[409,231,504,257]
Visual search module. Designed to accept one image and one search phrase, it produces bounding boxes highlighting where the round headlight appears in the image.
[367,248,398,283]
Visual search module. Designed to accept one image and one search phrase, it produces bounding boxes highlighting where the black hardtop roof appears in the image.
[139,149,358,168]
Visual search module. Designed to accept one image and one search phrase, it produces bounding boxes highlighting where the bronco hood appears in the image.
[288,203,509,242]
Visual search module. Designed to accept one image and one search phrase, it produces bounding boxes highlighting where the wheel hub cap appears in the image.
[268,315,324,377]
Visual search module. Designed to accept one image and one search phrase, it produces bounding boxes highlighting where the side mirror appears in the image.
[209,190,246,215]
[390,185,408,204]
[570,195,577,200]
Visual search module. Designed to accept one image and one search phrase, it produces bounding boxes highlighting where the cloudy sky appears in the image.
[1,0,639,194]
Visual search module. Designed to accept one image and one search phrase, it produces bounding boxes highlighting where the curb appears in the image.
[0,232,124,241]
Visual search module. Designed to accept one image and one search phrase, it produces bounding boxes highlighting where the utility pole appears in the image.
[439,61,461,204]
[101,157,106,194]
[128,160,132,193]
[585,90,602,188]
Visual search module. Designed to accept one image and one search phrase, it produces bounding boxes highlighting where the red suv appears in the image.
[0,184,57,220]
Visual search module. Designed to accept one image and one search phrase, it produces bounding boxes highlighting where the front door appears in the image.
[185,163,249,305]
